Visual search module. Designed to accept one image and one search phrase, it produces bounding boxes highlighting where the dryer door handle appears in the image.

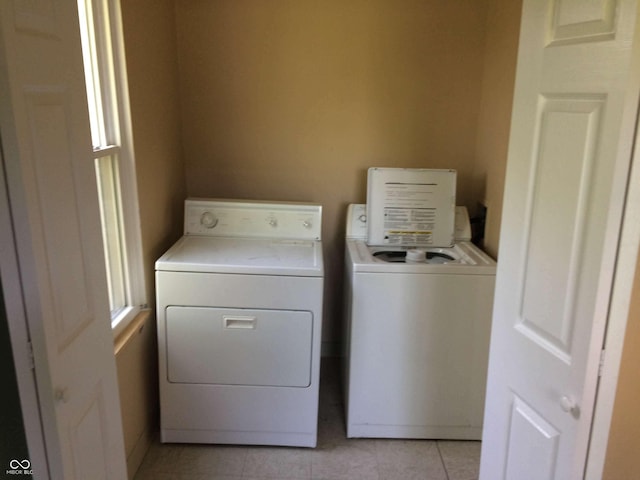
[224,315,257,330]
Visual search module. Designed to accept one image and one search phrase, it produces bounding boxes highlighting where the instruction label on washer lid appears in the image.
[366,168,456,247]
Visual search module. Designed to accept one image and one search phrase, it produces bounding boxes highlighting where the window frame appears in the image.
[78,0,146,339]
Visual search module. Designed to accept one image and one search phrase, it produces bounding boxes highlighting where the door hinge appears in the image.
[27,340,34,370]
[598,349,606,377]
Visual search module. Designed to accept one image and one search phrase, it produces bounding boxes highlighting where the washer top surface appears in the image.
[346,239,495,275]
[345,203,495,274]
[156,198,324,276]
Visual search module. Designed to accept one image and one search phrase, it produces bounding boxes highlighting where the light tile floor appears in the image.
[135,358,480,480]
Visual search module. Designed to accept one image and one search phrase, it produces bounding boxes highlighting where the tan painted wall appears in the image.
[603,250,640,479]
[117,0,185,477]
[175,0,490,345]
[472,0,522,259]
[121,0,187,299]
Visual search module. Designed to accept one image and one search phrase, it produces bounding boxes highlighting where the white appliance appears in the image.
[343,169,496,440]
[156,198,324,447]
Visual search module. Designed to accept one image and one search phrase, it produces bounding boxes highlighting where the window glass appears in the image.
[77,0,145,334]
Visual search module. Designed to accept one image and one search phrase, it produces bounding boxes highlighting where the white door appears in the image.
[0,0,127,478]
[480,1,640,479]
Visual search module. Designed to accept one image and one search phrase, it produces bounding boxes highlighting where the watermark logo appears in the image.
[6,459,32,476]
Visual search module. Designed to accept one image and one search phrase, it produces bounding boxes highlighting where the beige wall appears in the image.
[121,0,187,301]
[175,0,490,345]
[603,250,640,479]
[472,0,522,258]
[118,0,185,477]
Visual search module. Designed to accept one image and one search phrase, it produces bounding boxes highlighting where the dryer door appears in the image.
[165,306,313,387]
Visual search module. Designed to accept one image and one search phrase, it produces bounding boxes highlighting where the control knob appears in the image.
[200,211,218,229]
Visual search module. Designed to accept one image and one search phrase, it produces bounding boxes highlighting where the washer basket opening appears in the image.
[373,251,455,264]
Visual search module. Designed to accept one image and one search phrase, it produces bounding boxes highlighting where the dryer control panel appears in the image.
[184,198,322,240]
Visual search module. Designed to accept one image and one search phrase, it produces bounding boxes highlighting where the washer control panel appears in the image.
[346,204,368,239]
[346,204,471,243]
[184,198,322,240]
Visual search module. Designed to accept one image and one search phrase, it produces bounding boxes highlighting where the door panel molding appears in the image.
[549,0,618,45]
[24,87,95,350]
[517,95,604,361]
[505,395,560,480]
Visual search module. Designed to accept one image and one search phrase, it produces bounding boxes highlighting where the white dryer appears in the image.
[156,199,324,447]
[343,198,496,439]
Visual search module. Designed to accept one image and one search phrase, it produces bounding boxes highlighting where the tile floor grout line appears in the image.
[436,441,451,480]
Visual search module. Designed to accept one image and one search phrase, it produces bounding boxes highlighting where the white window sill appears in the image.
[111,305,142,341]
[114,308,152,355]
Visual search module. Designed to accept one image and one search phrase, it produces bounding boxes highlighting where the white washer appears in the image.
[343,203,496,440]
[156,198,324,447]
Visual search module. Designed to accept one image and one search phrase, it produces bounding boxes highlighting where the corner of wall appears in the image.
[471,0,523,259]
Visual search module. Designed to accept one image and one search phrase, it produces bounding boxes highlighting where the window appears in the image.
[77,0,145,337]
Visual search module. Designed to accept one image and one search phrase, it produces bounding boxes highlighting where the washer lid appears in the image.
[366,168,456,247]
[156,235,324,276]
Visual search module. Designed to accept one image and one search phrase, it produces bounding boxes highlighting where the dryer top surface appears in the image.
[156,235,324,277]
